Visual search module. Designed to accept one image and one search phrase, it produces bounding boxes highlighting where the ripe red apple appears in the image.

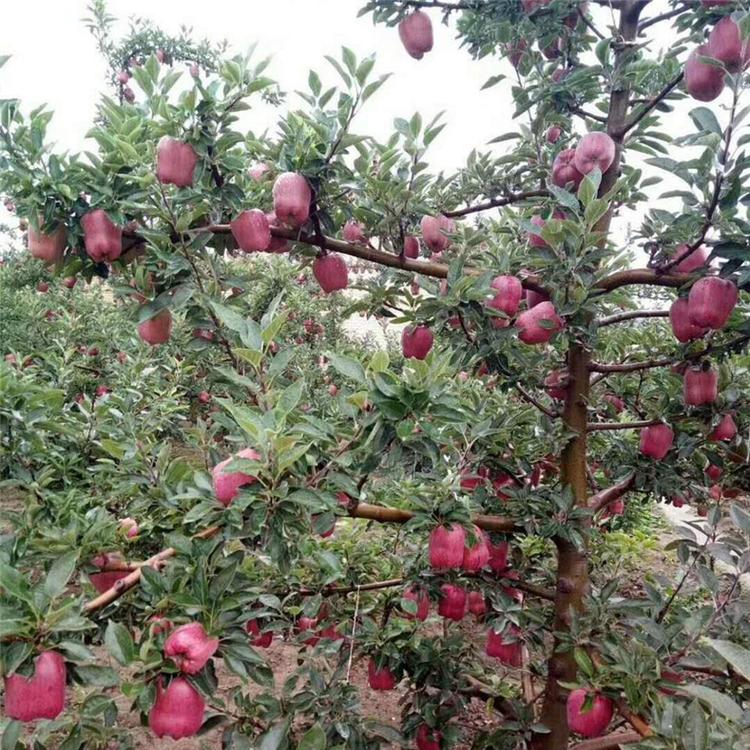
[116,351,128,364]
[189,63,200,77]
[671,495,686,508]
[117,70,130,84]
[198,390,211,404]
[516,301,563,344]
[489,276,524,322]
[212,448,261,506]
[673,243,708,273]
[528,215,550,248]
[603,393,625,413]
[420,215,454,254]
[82,209,122,263]
[63,276,77,289]
[462,525,490,571]
[487,539,510,573]
[506,39,528,68]
[89,569,129,593]
[37,281,49,293]
[525,288,550,308]
[685,45,725,102]
[669,298,708,343]
[683,365,718,406]
[639,423,674,459]
[272,172,311,227]
[551,148,584,189]
[544,370,568,400]
[122,86,135,103]
[164,622,219,674]
[149,676,205,739]
[688,277,738,329]
[119,517,139,538]
[429,524,466,570]
[230,209,271,252]
[246,619,273,648]
[28,224,66,264]
[313,253,349,293]
[95,385,110,398]
[467,590,487,616]
[546,125,562,143]
[193,328,215,342]
[402,324,434,359]
[156,49,167,64]
[437,583,467,621]
[566,689,614,738]
[138,309,173,346]
[709,413,737,442]
[403,236,420,258]
[150,616,173,636]
[343,219,367,243]
[706,463,722,480]
[156,137,199,187]
[707,16,750,72]
[709,484,723,501]
[367,658,397,690]
[485,625,522,666]
[402,586,430,621]
[248,163,269,181]
[398,10,434,59]
[4,651,66,721]
[573,132,616,175]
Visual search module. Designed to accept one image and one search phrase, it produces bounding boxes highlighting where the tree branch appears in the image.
[616,71,683,137]
[593,268,691,293]
[588,473,636,512]
[351,502,517,533]
[443,189,550,218]
[639,3,689,31]
[588,357,673,374]
[514,383,559,419]
[597,309,669,327]
[588,418,661,432]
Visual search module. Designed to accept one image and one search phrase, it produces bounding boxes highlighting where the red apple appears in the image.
[119,517,139,538]
[462,525,490,571]
[516,301,563,344]
[28,224,66,264]
[639,423,674,459]
[709,413,737,442]
[487,539,510,573]
[231,209,271,252]
[198,390,211,404]
[603,393,625,413]
[313,253,348,293]
[149,676,205,739]
[117,70,130,84]
[688,277,738,329]
[429,524,466,570]
[272,172,311,227]
[685,45,725,102]
[546,125,562,143]
[245,619,273,648]
[551,148,584,189]
[404,236,420,258]
[248,163,269,181]
[164,622,219,674]
[420,215,454,254]
[37,281,49,293]
[707,16,750,72]
[138,309,173,346]
[82,209,122,263]
[683,365,718,406]
[402,325,434,359]
[673,243,708,273]
[566,689,614,738]
[156,137,199,188]
[669,298,708,343]
[544,370,568,400]
[485,625,522,666]
[402,587,430,621]
[398,10,433,59]
[63,276,77,289]
[467,590,487,616]
[437,583,467,621]
[367,658,397,690]
[343,219,367,243]
[573,132,616,175]
[212,448,261,506]
[4,651,66,721]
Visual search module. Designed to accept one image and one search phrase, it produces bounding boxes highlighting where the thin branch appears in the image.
[514,383,559,419]
[588,418,661,432]
[570,106,609,124]
[443,189,549,218]
[639,3,689,31]
[352,502,518,533]
[597,309,669,327]
[593,267,692,293]
[589,356,673,374]
[618,72,683,136]
[589,473,636,512]
[579,6,606,40]
[299,578,403,597]
[616,700,653,738]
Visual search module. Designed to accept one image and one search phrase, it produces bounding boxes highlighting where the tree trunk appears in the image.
[533,3,647,746]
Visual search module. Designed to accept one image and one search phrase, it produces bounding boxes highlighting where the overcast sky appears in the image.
[0,0,703,262]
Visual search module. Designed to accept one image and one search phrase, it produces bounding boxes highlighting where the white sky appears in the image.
[0,0,706,264]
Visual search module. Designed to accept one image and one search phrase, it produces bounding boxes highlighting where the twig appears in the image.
[597,309,669,327]
[515,383,559,419]
[588,418,661,432]
[639,3,689,31]
[571,730,642,750]
[443,189,550,218]
[617,72,683,137]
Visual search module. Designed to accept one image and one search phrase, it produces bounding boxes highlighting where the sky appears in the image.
[0,0,699,262]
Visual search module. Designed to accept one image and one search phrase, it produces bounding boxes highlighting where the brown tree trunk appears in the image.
[533,3,647,747]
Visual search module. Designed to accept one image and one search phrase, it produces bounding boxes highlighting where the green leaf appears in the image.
[104,620,135,666]
[689,107,722,136]
[681,700,708,750]
[1,720,22,750]
[326,353,366,385]
[276,379,304,418]
[259,720,290,750]
[703,638,750,681]
[298,723,326,750]
[210,302,247,335]
[43,551,78,599]
[679,683,743,722]
[370,350,389,373]
[729,503,750,533]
